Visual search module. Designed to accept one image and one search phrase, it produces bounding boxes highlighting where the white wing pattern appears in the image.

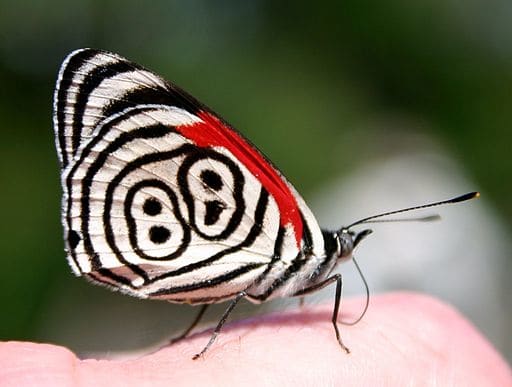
[53,49,332,304]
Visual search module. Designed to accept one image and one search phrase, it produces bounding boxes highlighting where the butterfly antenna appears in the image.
[347,192,479,229]
[341,256,369,326]
[363,214,441,224]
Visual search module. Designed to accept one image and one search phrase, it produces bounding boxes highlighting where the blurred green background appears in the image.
[0,1,510,361]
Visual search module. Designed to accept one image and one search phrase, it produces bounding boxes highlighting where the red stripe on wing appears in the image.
[177,111,303,247]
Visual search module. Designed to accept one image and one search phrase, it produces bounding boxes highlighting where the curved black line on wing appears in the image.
[55,49,208,166]
[301,213,314,253]
[65,106,174,273]
[82,132,192,279]
[251,226,286,288]
[150,186,269,283]
[178,148,246,241]
[102,86,198,123]
[79,125,180,279]
[249,218,314,302]
[55,49,98,167]
[93,187,270,294]
[72,118,270,290]
[149,263,265,297]
[71,60,146,156]
[102,147,196,273]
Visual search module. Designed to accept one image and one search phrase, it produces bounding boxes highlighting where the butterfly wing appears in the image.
[54,49,326,303]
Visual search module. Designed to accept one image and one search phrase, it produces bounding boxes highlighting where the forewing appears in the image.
[55,49,205,167]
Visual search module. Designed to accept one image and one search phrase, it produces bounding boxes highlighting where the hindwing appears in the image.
[53,49,326,302]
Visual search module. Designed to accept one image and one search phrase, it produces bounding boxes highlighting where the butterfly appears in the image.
[53,49,478,359]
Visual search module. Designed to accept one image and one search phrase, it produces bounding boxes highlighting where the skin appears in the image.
[0,292,510,386]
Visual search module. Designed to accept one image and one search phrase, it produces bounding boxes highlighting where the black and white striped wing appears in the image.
[53,49,326,304]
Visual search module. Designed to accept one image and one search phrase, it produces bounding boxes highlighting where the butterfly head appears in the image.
[335,228,372,262]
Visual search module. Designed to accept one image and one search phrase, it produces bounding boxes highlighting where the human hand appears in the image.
[1,292,510,386]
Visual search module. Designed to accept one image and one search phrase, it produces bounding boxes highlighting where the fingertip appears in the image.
[162,292,511,385]
[0,341,77,387]
[343,292,512,385]
[1,293,510,386]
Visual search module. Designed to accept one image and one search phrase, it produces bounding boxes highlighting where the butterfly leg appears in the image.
[298,296,306,308]
[193,291,247,360]
[170,304,209,345]
[293,274,350,354]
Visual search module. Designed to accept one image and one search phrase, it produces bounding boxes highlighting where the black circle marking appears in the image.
[149,226,171,244]
[200,169,223,191]
[143,197,162,216]
[78,123,182,278]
